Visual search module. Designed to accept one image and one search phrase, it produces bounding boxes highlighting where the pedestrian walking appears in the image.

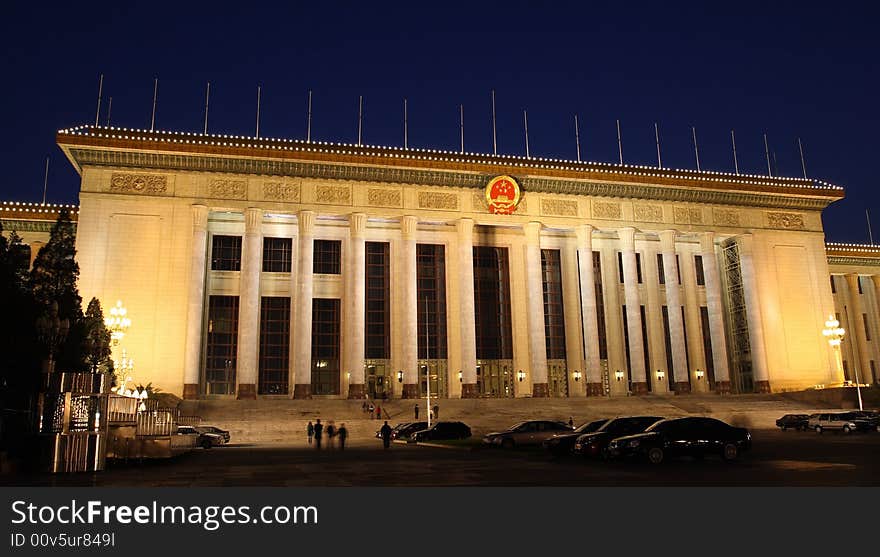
[375,405,382,420]
[314,419,323,449]
[368,402,375,419]
[307,421,314,445]
[380,420,392,449]
[327,421,336,449]
[414,404,419,420]
[433,404,439,420]
[338,423,348,450]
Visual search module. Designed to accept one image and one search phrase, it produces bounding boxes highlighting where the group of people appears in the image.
[306,419,348,450]
[413,404,439,420]
[362,401,383,420]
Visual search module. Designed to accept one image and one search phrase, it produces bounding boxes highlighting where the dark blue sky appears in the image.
[2,1,878,242]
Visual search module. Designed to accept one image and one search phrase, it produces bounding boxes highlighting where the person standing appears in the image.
[307,421,314,445]
[338,423,348,450]
[314,419,323,449]
[568,417,574,428]
[433,404,439,420]
[375,405,382,420]
[326,421,336,449]
[368,402,375,419]
[380,420,392,449]
[414,405,419,420]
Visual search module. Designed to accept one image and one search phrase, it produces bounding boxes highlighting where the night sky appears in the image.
[2,1,878,242]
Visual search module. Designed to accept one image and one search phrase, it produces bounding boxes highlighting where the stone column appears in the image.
[293,211,315,398]
[457,218,478,398]
[401,216,419,398]
[619,227,647,394]
[576,225,603,396]
[643,244,666,393]
[700,232,731,394]
[236,208,262,399]
[738,234,771,392]
[524,222,549,397]
[183,204,208,400]
[680,249,707,393]
[347,213,367,398]
[845,273,871,386]
[659,230,689,394]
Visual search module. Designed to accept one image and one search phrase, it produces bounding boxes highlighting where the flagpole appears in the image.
[616,119,623,164]
[42,157,49,205]
[523,110,530,158]
[150,77,158,132]
[575,115,581,162]
[655,122,662,168]
[798,137,808,178]
[105,97,113,127]
[357,95,363,146]
[731,129,740,175]
[692,126,701,171]
[307,89,312,142]
[203,82,210,134]
[868,209,875,245]
[764,133,772,176]
[94,74,104,127]
[460,104,465,153]
[404,98,408,149]
[491,90,497,156]
[255,86,261,138]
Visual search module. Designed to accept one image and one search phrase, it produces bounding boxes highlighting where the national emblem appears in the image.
[485,175,521,215]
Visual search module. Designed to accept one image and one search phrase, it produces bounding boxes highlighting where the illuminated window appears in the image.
[313,239,341,274]
[211,235,242,271]
[262,237,292,272]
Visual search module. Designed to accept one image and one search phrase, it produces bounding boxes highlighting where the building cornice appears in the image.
[57,125,843,212]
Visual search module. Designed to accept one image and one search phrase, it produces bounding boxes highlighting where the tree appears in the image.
[29,209,84,371]
[83,297,114,376]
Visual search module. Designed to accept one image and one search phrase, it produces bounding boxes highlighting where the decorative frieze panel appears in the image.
[713,208,740,227]
[418,191,459,211]
[674,206,704,225]
[592,201,622,220]
[767,211,805,230]
[315,184,352,205]
[541,198,579,217]
[109,173,169,195]
[367,188,402,208]
[633,203,663,223]
[263,181,301,202]
[209,179,247,199]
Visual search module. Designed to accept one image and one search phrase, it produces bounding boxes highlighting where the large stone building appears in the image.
[19,123,873,400]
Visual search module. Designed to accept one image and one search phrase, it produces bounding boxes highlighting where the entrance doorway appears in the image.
[476,360,514,398]
[418,361,448,398]
[548,360,569,397]
[366,361,390,399]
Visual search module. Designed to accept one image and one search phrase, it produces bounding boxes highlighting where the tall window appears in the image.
[474,246,513,359]
[830,276,836,294]
[700,306,715,386]
[695,255,705,286]
[262,237,292,272]
[863,313,872,342]
[662,306,674,390]
[617,252,642,283]
[858,276,864,294]
[594,251,607,360]
[311,299,340,395]
[313,239,341,274]
[211,235,242,271]
[205,296,239,395]
[259,297,290,394]
[657,253,665,285]
[365,242,390,359]
[417,244,448,359]
[640,305,650,390]
[541,249,566,360]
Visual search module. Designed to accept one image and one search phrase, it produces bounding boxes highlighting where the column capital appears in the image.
[658,229,678,252]
[576,224,594,248]
[523,221,542,246]
[699,231,715,254]
[871,274,880,288]
[298,210,316,236]
[401,215,418,239]
[244,207,263,233]
[618,227,637,251]
[191,204,208,230]
[350,212,368,238]
[456,217,474,237]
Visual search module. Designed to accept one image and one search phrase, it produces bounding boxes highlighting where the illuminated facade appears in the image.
[33,124,868,399]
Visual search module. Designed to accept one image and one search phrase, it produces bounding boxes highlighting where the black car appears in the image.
[606,417,751,464]
[196,425,230,444]
[851,411,880,432]
[775,414,810,431]
[542,418,611,455]
[572,416,665,458]
[410,421,471,442]
[377,422,429,441]
[483,420,574,449]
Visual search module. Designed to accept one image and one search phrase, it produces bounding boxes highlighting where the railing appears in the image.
[178,415,202,426]
[136,408,179,437]
[107,395,138,424]
[44,372,111,394]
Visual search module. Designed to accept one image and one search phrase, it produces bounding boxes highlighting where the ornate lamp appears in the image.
[517,369,526,382]
[573,370,582,382]
[614,369,624,382]
[104,300,131,345]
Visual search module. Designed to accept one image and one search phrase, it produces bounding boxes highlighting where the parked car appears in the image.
[196,425,230,444]
[410,421,471,442]
[483,420,573,449]
[606,417,751,464]
[178,425,225,449]
[376,422,429,441]
[542,418,611,455]
[572,416,665,458]
[775,414,810,431]
[808,412,874,434]
[850,411,880,432]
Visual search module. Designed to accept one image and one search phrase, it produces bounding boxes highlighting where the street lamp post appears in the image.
[823,314,862,411]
